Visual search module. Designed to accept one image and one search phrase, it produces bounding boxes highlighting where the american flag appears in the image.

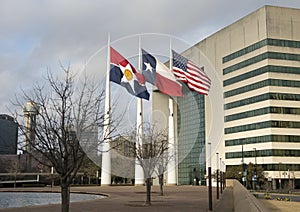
[172,50,211,95]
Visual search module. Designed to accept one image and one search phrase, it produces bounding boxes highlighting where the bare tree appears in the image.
[15,67,114,212]
[154,150,170,196]
[127,123,170,206]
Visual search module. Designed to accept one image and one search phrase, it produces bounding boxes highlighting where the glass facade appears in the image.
[0,114,18,154]
[177,92,206,185]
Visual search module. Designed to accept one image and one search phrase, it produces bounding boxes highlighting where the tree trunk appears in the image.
[145,178,152,206]
[159,174,164,196]
[61,179,70,212]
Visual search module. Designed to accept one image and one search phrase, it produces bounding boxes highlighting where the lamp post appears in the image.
[222,161,226,189]
[216,152,219,199]
[279,162,282,191]
[253,148,257,190]
[220,157,223,194]
[242,144,246,187]
[288,169,291,192]
[208,142,212,211]
[51,166,54,188]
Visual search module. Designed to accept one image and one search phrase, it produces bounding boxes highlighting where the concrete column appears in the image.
[101,142,111,185]
[135,98,144,185]
[101,35,111,186]
[167,98,176,185]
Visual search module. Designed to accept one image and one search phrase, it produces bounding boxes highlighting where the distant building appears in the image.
[111,136,135,158]
[0,114,18,155]
[79,125,99,162]
[110,136,135,182]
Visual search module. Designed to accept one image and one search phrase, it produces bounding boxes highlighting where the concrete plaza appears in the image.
[0,185,233,212]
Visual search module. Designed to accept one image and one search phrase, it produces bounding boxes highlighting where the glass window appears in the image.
[225,93,268,110]
[225,121,300,134]
[226,164,300,172]
[223,38,300,64]
[224,65,300,87]
[224,79,300,98]
[225,149,300,159]
[223,52,300,75]
[225,106,300,122]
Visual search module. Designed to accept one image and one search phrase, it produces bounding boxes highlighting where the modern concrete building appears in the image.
[220,5,300,189]
[0,114,18,155]
[153,5,300,187]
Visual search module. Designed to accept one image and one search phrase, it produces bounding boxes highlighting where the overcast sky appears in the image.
[1,0,300,116]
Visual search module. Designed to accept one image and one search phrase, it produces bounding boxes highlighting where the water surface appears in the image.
[0,192,104,208]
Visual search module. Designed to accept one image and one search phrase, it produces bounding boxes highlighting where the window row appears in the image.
[223,65,300,87]
[224,79,300,98]
[226,164,300,171]
[225,149,300,159]
[225,106,300,122]
[223,52,300,75]
[225,93,300,110]
[223,38,300,63]
[225,135,300,146]
[225,121,300,134]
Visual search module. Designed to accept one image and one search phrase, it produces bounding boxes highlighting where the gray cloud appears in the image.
[0,0,300,114]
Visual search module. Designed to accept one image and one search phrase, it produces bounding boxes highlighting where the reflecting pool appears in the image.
[0,192,104,208]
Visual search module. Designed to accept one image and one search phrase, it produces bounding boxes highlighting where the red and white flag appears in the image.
[172,50,211,95]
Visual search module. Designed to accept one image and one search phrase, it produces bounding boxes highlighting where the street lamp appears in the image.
[208,142,212,211]
[279,162,282,191]
[216,152,219,199]
[242,144,246,187]
[220,157,223,194]
[222,161,226,189]
[253,148,257,190]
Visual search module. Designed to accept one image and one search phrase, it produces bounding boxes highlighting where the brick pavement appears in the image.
[0,185,233,212]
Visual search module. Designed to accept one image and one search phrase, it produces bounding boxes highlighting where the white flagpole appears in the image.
[135,36,145,185]
[101,33,112,186]
[167,39,177,185]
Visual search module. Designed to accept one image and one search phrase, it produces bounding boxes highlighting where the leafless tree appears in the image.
[154,150,170,196]
[126,123,170,206]
[14,66,116,212]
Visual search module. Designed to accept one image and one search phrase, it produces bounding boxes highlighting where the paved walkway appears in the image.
[0,185,233,212]
[214,187,233,212]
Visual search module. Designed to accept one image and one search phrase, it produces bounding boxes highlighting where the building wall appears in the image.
[194,7,269,167]
[193,5,300,180]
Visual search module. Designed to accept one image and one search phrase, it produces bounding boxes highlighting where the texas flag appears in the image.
[142,49,182,97]
[110,47,150,100]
